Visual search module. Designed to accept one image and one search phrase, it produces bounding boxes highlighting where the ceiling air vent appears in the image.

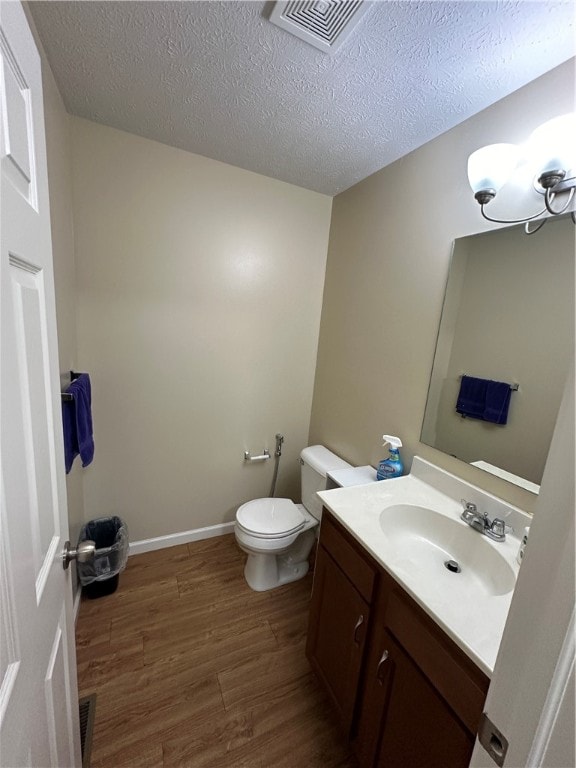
[270,0,369,54]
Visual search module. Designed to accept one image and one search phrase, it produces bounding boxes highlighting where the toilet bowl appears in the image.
[234,445,352,591]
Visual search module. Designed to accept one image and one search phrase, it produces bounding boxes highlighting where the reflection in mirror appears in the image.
[421,215,574,493]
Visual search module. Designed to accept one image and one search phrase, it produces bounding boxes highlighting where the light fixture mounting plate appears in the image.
[474,189,496,205]
[538,169,566,190]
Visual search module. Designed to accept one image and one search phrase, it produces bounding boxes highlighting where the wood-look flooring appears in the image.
[75,534,358,767]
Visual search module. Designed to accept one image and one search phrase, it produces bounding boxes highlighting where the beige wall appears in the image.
[32,14,86,558]
[309,59,575,514]
[70,118,332,541]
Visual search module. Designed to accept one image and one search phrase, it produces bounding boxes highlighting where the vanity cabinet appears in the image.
[306,512,377,732]
[308,510,490,768]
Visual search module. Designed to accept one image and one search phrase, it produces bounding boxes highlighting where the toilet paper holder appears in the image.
[244,448,270,462]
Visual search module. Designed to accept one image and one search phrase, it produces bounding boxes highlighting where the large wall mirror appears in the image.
[421,215,574,493]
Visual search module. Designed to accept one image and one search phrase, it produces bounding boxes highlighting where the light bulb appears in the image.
[529,113,576,177]
[467,143,520,202]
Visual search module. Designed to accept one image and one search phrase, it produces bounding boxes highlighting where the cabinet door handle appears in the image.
[353,614,364,644]
[376,649,389,683]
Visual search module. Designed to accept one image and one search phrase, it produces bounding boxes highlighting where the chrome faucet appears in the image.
[460,500,511,542]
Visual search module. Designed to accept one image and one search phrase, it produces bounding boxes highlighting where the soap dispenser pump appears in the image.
[377,435,404,480]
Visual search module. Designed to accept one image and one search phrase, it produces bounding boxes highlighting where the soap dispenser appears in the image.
[377,435,404,480]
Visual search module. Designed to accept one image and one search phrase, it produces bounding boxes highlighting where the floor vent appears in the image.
[79,694,97,768]
[270,0,369,53]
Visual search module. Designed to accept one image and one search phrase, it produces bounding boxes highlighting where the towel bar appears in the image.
[460,374,519,391]
[61,370,82,401]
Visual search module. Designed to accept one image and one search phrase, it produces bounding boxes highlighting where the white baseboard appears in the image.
[128,521,236,556]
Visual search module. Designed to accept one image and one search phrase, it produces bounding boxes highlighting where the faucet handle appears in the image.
[493,518,513,534]
[486,517,513,541]
[491,518,506,537]
[461,499,488,521]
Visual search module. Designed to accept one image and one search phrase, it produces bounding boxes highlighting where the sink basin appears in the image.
[379,504,516,597]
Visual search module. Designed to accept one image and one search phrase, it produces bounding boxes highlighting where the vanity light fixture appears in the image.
[467,113,576,235]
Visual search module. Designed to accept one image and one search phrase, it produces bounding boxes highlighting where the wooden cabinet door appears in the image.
[306,544,370,732]
[355,583,487,768]
[374,629,474,768]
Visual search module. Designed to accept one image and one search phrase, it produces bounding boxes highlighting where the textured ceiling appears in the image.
[30,1,576,195]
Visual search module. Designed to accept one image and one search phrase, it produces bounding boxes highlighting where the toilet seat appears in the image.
[236,498,305,539]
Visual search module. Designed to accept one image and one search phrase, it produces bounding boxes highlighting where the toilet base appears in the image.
[242,529,316,592]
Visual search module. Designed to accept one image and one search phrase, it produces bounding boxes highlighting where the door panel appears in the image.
[10,255,61,597]
[45,619,72,767]
[0,513,21,723]
[0,32,36,204]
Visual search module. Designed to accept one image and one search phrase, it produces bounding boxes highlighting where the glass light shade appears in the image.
[528,113,576,175]
[467,143,520,195]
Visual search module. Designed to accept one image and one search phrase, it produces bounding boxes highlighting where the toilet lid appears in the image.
[236,498,305,537]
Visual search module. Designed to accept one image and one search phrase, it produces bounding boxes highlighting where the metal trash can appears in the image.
[77,516,129,598]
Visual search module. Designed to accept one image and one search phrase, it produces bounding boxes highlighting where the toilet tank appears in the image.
[300,445,352,521]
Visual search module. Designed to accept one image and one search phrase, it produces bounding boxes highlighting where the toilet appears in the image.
[235,445,352,591]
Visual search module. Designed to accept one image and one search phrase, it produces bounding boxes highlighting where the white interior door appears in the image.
[0,2,81,766]
[470,366,575,766]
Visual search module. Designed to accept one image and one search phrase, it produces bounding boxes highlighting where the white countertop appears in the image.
[317,457,531,677]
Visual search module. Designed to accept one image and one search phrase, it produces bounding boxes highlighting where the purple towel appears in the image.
[62,398,77,473]
[62,373,94,473]
[456,376,487,420]
[484,380,512,425]
[456,375,512,425]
